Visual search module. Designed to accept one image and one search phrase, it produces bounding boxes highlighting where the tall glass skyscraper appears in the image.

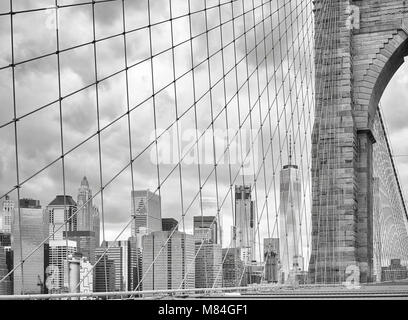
[279,150,302,282]
[12,199,49,295]
[131,190,162,239]
[234,185,255,265]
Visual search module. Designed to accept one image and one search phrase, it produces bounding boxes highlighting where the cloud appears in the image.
[0,0,316,259]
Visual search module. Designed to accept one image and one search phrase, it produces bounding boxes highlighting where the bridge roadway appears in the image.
[166,283,408,300]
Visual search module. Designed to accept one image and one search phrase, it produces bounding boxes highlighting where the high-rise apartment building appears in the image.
[46,195,77,240]
[12,199,49,295]
[195,243,222,288]
[131,190,162,237]
[142,231,195,291]
[96,241,129,291]
[234,185,255,265]
[279,150,302,282]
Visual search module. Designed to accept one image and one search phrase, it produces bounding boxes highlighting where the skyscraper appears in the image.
[193,216,218,244]
[195,243,222,288]
[47,240,77,293]
[1,195,13,234]
[76,177,100,246]
[142,231,195,291]
[96,241,129,291]
[12,199,49,295]
[94,255,116,293]
[279,143,302,282]
[131,190,162,237]
[234,184,255,265]
[46,195,77,240]
[128,236,142,291]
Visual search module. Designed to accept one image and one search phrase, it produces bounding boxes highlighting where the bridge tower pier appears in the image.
[309,0,408,284]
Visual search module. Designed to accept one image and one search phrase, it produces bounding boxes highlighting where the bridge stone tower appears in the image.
[309,0,408,284]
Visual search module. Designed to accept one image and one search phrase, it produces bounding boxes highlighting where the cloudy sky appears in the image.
[1,0,406,265]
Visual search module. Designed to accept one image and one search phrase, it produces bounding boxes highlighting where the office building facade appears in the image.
[193,216,218,244]
[131,190,162,237]
[195,243,222,288]
[12,199,49,295]
[142,231,195,291]
[64,230,96,265]
[96,241,129,291]
[46,195,77,240]
[222,248,245,287]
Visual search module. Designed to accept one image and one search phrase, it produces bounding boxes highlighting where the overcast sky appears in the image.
[0,0,406,264]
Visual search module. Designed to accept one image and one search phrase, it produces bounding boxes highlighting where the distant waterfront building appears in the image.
[234,185,254,265]
[46,195,77,240]
[96,241,129,291]
[63,230,96,264]
[194,216,218,244]
[142,231,195,291]
[162,218,178,232]
[94,256,116,293]
[12,199,49,295]
[222,248,246,287]
[279,145,302,282]
[264,238,280,283]
[48,240,77,293]
[131,190,162,238]
[195,243,222,288]
[1,195,14,234]
[381,259,408,282]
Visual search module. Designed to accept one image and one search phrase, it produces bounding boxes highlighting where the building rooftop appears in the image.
[48,195,77,207]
